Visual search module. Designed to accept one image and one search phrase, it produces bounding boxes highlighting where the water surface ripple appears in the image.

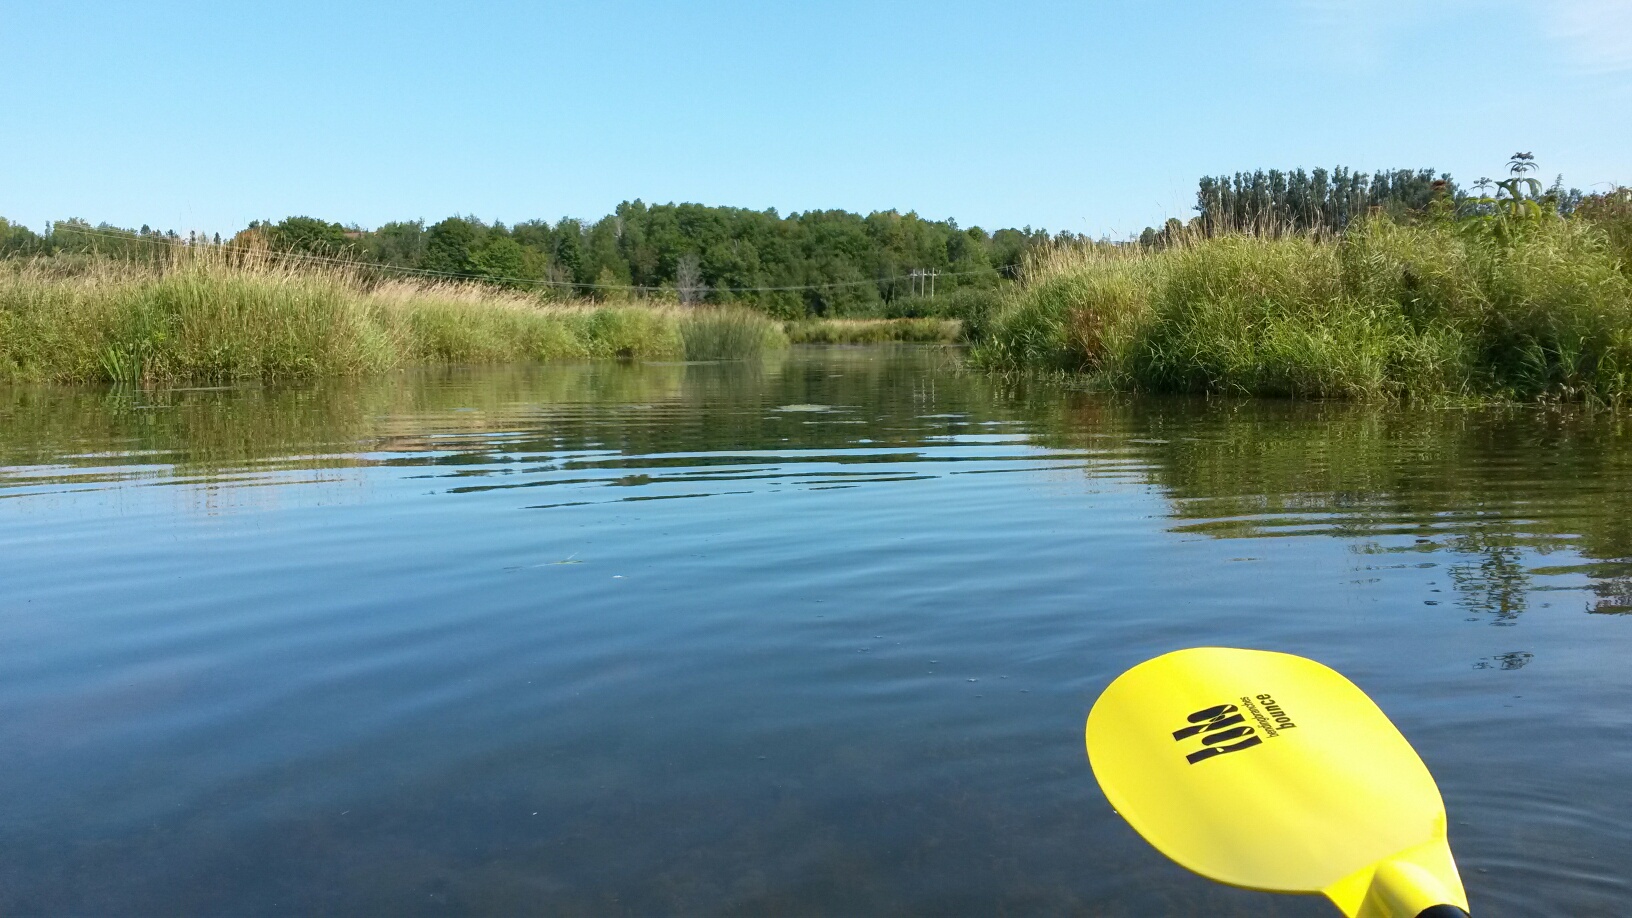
[1,347,1629,916]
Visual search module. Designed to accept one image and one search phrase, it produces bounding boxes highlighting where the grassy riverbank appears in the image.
[784,317,962,344]
[975,216,1632,402]
[0,253,786,385]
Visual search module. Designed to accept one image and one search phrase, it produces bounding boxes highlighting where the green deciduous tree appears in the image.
[267,216,350,255]
[421,217,480,277]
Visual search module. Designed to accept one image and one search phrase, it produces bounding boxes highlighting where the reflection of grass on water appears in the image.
[7,347,1632,618]
[0,363,682,477]
[0,349,972,483]
[1043,398,1632,619]
[0,250,785,385]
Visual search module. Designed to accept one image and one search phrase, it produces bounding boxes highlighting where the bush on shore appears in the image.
[882,287,1005,341]
[974,215,1632,402]
[0,251,786,385]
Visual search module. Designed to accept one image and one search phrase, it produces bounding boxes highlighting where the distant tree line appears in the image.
[0,218,223,259]
[3,205,1066,319]
[1144,165,1587,243]
[1196,167,1457,235]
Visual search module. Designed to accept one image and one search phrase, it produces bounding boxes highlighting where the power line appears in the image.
[45,223,1020,295]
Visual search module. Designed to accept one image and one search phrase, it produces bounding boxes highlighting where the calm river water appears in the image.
[2,347,1629,916]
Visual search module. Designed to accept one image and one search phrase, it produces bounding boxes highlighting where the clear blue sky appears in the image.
[4,1,1628,238]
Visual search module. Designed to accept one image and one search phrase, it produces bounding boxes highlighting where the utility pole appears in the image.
[908,268,940,298]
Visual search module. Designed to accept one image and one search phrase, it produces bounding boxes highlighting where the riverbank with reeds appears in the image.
[784,317,962,344]
[975,214,1632,403]
[0,251,786,386]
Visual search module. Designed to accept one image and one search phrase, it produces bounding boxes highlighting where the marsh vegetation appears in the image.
[0,250,787,385]
[784,317,962,344]
[979,163,1632,403]
[5,157,1629,399]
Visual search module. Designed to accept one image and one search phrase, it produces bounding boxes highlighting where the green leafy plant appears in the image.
[1462,153,1551,243]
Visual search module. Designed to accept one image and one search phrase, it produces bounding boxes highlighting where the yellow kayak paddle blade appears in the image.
[1085,647,1469,918]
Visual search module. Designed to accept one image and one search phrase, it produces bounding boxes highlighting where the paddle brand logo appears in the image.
[1172,704,1262,764]
[1240,693,1296,736]
[1172,695,1297,764]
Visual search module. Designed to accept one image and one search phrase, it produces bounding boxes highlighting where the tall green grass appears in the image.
[974,217,1632,402]
[0,251,785,385]
[679,308,790,360]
